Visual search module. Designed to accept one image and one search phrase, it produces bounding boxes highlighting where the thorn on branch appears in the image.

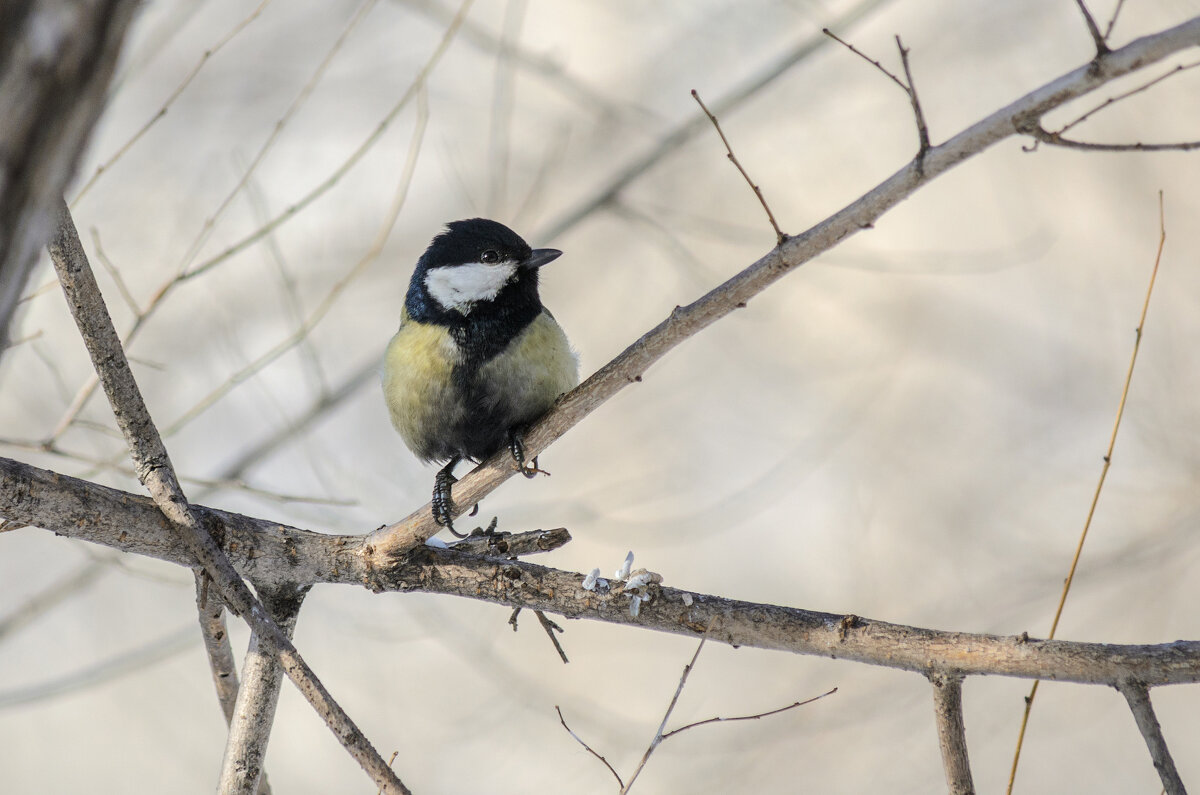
[690,89,787,246]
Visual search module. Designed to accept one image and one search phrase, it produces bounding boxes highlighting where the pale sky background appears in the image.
[4,0,1200,792]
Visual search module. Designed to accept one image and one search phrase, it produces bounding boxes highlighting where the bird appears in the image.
[383,218,579,535]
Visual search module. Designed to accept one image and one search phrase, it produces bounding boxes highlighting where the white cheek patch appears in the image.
[425,261,518,314]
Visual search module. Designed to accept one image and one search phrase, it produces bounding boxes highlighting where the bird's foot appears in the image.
[433,458,466,537]
[509,428,549,479]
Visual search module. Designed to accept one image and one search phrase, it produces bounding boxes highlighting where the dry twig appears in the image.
[47,202,409,794]
[1007,191,1168,793]
[691,90,786,245]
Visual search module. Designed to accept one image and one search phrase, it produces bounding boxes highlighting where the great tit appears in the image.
[383,218,579,534]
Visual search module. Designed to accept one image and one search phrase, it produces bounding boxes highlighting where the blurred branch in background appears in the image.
[0,0,138,352]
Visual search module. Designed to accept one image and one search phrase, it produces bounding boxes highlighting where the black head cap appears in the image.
[419,218,533,270]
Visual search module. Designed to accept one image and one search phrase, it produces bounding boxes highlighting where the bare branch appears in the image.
[895,36,931,155]
[534,610,569,664]
[1009,190,1168,791]
[821,27,909,92]
[219,587,306,795]
[929,674,974,795]
[1103,0,1127,41]
[821,29,931,158]
[1024,125,1200,151]
[365,14,1200,560]
[556,706,624,789]
[1057,61,1200,138]
[691,90,787,245]
[539,0,894,241]
[10,455,1200,689]
[1074,0,1110,55]
[660,687,837,739]
[196,578,240,725]
[622,636,708,793]
[46,202,409,794]
[1119,681,1186,795]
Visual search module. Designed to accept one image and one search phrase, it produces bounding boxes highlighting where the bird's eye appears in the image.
[480,250,500,264]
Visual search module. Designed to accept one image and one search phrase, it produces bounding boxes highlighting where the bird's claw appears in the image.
[433,459,466,537]
[509,429,549,479]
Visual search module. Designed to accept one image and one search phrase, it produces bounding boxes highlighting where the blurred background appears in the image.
[4,0,1200,791]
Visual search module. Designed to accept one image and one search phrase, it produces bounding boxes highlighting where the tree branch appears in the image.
[46,202,409,795]
[929,673,974,795]
[7,455,1200,690]
[219,587,306,795]
[364,14,1200,561]
[1119,681,1186,795]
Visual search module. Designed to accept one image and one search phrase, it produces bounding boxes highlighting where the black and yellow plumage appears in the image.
[383,218,578,532]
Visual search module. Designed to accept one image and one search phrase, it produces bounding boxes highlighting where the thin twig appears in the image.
[661,687,837,739]
[621,636,708,793]
[535,610,569,664]
[47,202,409,794]
[691,90,786,245]
[556,706,624,789]
[929,674,974,795]
[1007,192,1168,793]
[822,29,930,160]
[1057,61,1200,138]
[1074,0,1110,55]
[174,0,381,277]
[539,0,893,241]
[70,0,275,205]
[1103,0,1127,41]
[90,228,140,316]
[821,28,908,91]
[1025,126,1200,152]
[895,36,931,155]
[1119,681,1186,795]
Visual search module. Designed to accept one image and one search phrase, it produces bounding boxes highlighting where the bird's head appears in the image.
[405,218,561,319]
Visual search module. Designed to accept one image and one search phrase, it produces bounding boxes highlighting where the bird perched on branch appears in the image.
[383,218,578,534]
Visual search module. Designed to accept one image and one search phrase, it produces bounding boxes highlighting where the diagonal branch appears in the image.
[1118,681,1186,795]
[929,673,974,795]
[364,14,1200,562]
[46,201,410,795]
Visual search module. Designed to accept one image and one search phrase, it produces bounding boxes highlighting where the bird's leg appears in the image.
[432,457,466,537]
[508,427,549,479]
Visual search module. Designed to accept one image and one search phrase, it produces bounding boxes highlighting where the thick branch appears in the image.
[929,674,974,795]
[220,587,306,795]
[0,0,137,351]
[363,14,1200,560]
[46,203,408,795]
[7,456,1200,688]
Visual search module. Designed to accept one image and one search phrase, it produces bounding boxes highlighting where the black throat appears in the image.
[405,266,542,371]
